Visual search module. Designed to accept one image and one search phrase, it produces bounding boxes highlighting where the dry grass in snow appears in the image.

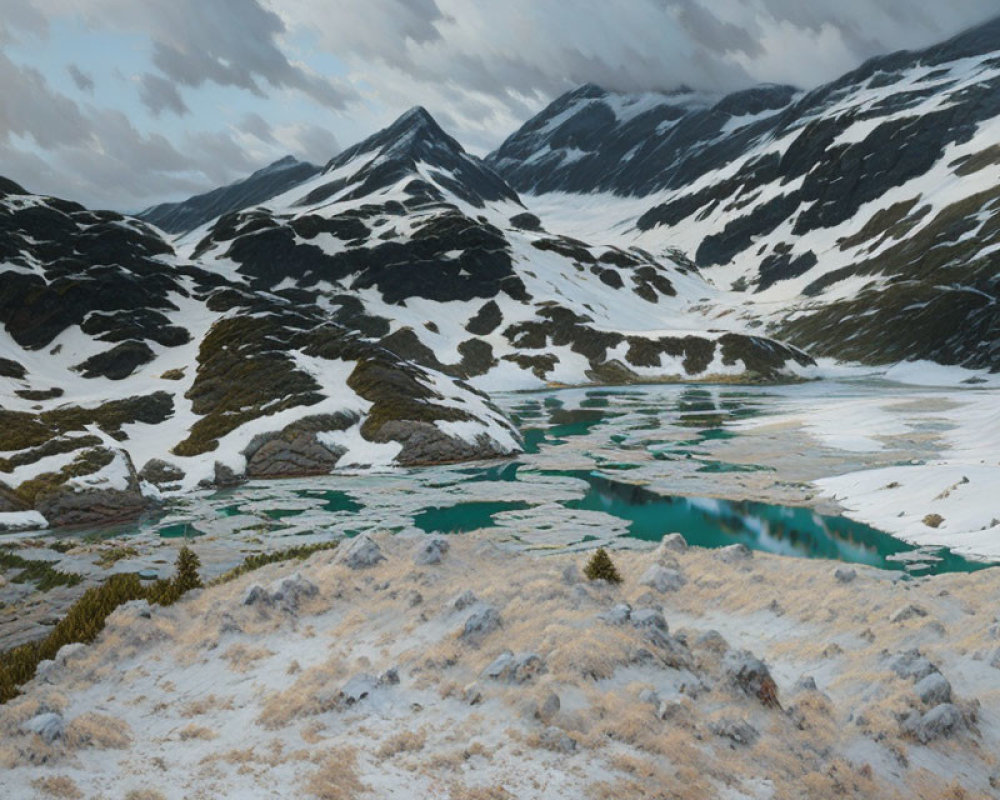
[2,531,1000,798]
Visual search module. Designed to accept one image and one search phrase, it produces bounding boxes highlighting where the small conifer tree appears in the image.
[173,546,203,593]
[584,547,622,584]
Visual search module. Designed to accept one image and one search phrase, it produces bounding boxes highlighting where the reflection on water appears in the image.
[49,381,994,576]
[411,465,986,575]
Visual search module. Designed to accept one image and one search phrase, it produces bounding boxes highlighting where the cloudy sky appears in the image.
[2,0,998,210]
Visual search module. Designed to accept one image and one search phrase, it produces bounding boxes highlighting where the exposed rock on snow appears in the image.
[337,534,385,570]
[414,536,449,565]
[833,566,857,584]
[716,543,753,563]
[723,649,780,708]
[138,458,186,487]
[914,672,952,706]
[890,604,929,624]
[482,650,546,683]
[709,717,759,746]
[460,605,502,644]
[639,564,686,592]
[903,703,971,743]
[243,572,319,612]
[656,532,688,556]
[21,712,64,744]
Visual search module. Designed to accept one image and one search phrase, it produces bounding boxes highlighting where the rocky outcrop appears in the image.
[33,450,153,528]
[243,415,355,478]
[139,459,186,488]
[375,420,513,466]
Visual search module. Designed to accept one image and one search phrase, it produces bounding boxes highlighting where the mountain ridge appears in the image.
[138,156,322,235]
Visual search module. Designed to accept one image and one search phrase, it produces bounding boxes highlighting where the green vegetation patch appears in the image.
[173,316,324,457]
[0,546,203,703]
[14,447,116,506]
[0,549,82,592]
[209,540,339,587]
[0,393,173,453]
[0,435,102,473]
[348,355,474,440]
[94,545,140,568]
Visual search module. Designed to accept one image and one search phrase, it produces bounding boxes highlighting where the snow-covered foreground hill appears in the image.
[4,531,1000,799]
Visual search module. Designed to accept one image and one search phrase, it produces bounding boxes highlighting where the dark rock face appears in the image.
[73,341,156,380]
[0,358,27,379]
[33,449,153,527]
[488,83,798,196]
[0,194,187,352]
[376,420,511,466]
[243,414,357,477]
[138,156,322,235]
[204,204,520,306]
[139,459,186,487]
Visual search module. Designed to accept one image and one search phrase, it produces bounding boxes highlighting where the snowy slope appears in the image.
[138,156,322,235]
[489,17,1000,372]
[0,176,521,529]
[186,106,815,396]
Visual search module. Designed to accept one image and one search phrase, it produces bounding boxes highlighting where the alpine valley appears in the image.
[6,14,1000,800]
[0,18,998,536]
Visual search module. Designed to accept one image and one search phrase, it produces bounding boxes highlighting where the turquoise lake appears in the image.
[51,382,995,576]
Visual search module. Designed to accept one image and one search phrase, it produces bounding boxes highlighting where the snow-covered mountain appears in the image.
[0,175,520,528]
[0,105,810,529]
[7,17,1000,530]
[489,17,1000,371]
[138,156,321,235]
[184,104,811,389]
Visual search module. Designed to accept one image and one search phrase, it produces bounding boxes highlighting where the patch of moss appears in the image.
[94,545,140,568]
[0,550,82,591]
[951,144,1000,176]
[208,540,339,587]
[0,435,102,473]
[39,392,174,440]
[13,387,63,401]
[0,411,54,451]
[14,447,116,505]
[500,353,557,380]
[348,356,473,441]
[173,316,323,457]
[717,333,813,380]
[838,198,921,251]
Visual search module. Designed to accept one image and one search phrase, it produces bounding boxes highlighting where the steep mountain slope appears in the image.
[0,178,520,529]
[489,17,1000,372]
[187,107,813,393]
[0,105,821,530]
[138,156,321,235]
[487,83,798,196]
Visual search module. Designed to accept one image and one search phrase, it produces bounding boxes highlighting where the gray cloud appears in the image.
[0,52,91,149]
[67,64,94,93]
[287,123,340,165]
[60,0,359,109]
[6,0,1000,210]
[139,73,189,116]
[241,112,277,144]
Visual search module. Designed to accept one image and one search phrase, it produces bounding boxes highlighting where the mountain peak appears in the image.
[305,105,520,209]
[395,105,437,127]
